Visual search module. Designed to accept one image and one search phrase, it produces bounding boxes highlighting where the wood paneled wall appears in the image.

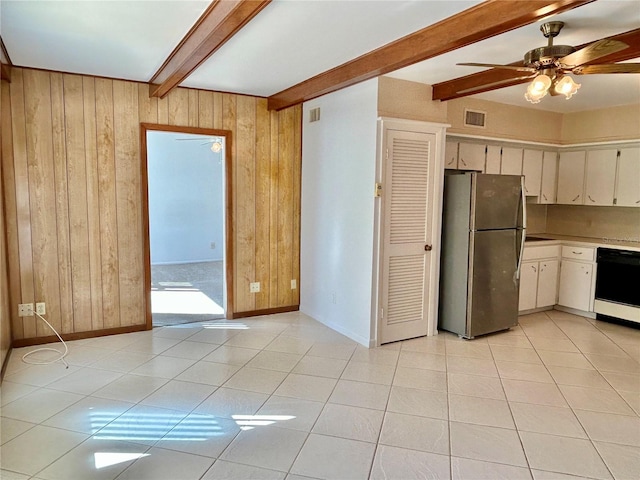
[2,67,301,342]
[1,80,12,366]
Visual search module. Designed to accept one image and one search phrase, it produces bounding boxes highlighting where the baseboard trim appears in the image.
[1,347,13,383]
[230,305,299,319]
[11,324,150,348]
[553,305,596,319]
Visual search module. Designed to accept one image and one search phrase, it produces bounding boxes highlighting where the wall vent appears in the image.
[309,107,321,123]
[464,109,486,128]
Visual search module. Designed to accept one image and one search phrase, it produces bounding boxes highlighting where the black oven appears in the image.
[594,248,640,325]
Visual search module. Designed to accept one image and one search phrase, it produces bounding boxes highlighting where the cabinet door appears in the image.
[523,149,543,196]
[585,149,617,206]
[557,151,586,205]
[445,141,458,169]
[485,145,501,174]
[458,143,485,171]
[558,260,593,311]
[501,147,523,175]
[539,151,557,204]
[616,147,640,207]
[519,262,538,311]
[537,260,559,307]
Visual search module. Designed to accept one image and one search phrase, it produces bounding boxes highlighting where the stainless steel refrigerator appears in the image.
[439,172,526,339]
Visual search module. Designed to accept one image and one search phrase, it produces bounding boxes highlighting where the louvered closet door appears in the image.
[380,130,435,344]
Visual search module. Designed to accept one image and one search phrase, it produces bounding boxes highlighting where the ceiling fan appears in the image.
[457,22,640,104]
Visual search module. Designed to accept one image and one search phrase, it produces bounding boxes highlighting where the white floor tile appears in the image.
[490,344,541,364]
[224,332,278,350]
[446,356,498,378]
[447,373,506,400]
[263,336,314,355]
[256,395,324,432]
[451,456,532,480]
[220,425,307,472]
[371,444,450,480]
[46,367,124,395]
[0,417,35,445]
[537,350,594,370]
[520,431,612,479]
[387,386,448,420]
[510,403,587,438]
[379,412,449,455]
[341,361,396,385]
[159,341,219,360]
[1,388,83,423]
[594,442,640,480]
[449,394,515,429]
[202,460,285,480]
[0,381,38,406]
[312,403,384,443]
[393,366,448,391]
[574,409,640,446]
[397,350,446,371]
[115,446,214,480]
[291,355,347,378]
[4,363,80,387]
[223,366,287,394]
[306,341,356,360]
[449,422,527,467]
[351,345,400,366]
[130,356,196,379]
[245,350,302,372]
[546,365,611,389]
[600,370,640,394]
[122,337,182,356]
[329,379,391,410]
[290,433,375,480]
[0,470,30,480]
[89,351,156,373]
[273,373,337,402]
[0,425,87,476]
[559,384,636,415]
[92,374,168,403]
[193,387,268,419]
[502,379,568,407]
[201,345,259,365]
[495,360,554,383]
[42,396,134,434]
[139,379,217,412]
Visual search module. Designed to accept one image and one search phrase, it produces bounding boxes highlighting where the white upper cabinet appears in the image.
[457,143,486,171]
[539,151,557,204]
[557,151,586,205]
[444,141,458,169]
[585,149,617,206]
[615,147,640,207]
[522,149,543,196]
[501,147,523,176]
[485,145,501,174]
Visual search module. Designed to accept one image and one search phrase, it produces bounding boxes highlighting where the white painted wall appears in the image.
[147,131,224,265]
[300,79,379,346]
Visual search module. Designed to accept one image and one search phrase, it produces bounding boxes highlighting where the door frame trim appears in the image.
[373,117,448,345]
[140,123,234,329]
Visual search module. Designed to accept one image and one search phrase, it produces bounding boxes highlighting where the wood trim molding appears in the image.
[433,27,640,101]
[149,0,271,99]
[11,324,148,348]
[1,36,12,82]
[139,123,235,327]
[266,0,594,110]
[230,305,299,319]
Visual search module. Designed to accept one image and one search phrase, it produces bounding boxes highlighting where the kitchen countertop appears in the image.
[525,234,640,252]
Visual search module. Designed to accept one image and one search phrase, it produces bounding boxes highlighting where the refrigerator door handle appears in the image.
[516,177,527,280]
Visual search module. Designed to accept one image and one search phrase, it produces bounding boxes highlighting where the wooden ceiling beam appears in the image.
[266,0,594,110]
[149,0,271,98]
[1,36,12,82]
[433,27,640,101]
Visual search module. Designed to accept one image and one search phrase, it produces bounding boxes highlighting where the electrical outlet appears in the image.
[36,302,46,315]
[18,303,34,317]
[210,242,216,249]
[250,282,260,293]
[291,279,297,289]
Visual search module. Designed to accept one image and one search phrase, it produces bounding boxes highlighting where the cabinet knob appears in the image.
[460,158,467,166]
[588,195,596,203]
[572,195,580,202]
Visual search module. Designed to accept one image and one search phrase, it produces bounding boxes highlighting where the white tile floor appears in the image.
[1,309,639,480]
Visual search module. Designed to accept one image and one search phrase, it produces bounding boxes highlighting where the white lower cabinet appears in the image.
[557,246,596,312]
[519,262,539,311]
[519,259,559,312]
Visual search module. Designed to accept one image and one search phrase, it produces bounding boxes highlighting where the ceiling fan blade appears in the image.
[457,62,536,72]
[458,74,537,94]
[573,63,640,74]
[560,39,629,68]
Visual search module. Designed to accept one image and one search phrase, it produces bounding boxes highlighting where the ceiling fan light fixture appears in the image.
[525,74,551,103]
[554,75,581,99]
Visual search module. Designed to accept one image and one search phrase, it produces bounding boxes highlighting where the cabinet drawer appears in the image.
[561,245,595,261]
[523,245,561,261]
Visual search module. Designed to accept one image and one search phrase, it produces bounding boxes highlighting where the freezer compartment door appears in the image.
[472,174,524,230]
[468,229,520,337]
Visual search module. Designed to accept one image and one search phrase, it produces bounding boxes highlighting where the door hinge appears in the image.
[375,182,383,197]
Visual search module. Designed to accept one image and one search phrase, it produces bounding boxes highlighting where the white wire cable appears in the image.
[22,310,69,369]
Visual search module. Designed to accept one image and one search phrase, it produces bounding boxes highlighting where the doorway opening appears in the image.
[141,124,233,328]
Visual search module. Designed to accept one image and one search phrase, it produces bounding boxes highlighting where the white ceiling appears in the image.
[1,0,639,113]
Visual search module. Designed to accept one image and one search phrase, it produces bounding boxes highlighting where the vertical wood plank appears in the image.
[23,70,63,336]
[222,93,238,312]
[212,92,223,129]
[235,96,256,313]
[168,88,189,126]
[82,76,104,331]
[198,90,214,128]
[113,80,143,327]
[157,94,169,125]
[254,98,271,309]
[291,105,302,305]
[268,110,279,307]
[50,73,74,334]
[188,89,198,127]
[64,74,93,333]
[9,69,36,338]
[138,83,158,124]
[95,78,121,329]
[277,108,294,307]
[2,79,23,339]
